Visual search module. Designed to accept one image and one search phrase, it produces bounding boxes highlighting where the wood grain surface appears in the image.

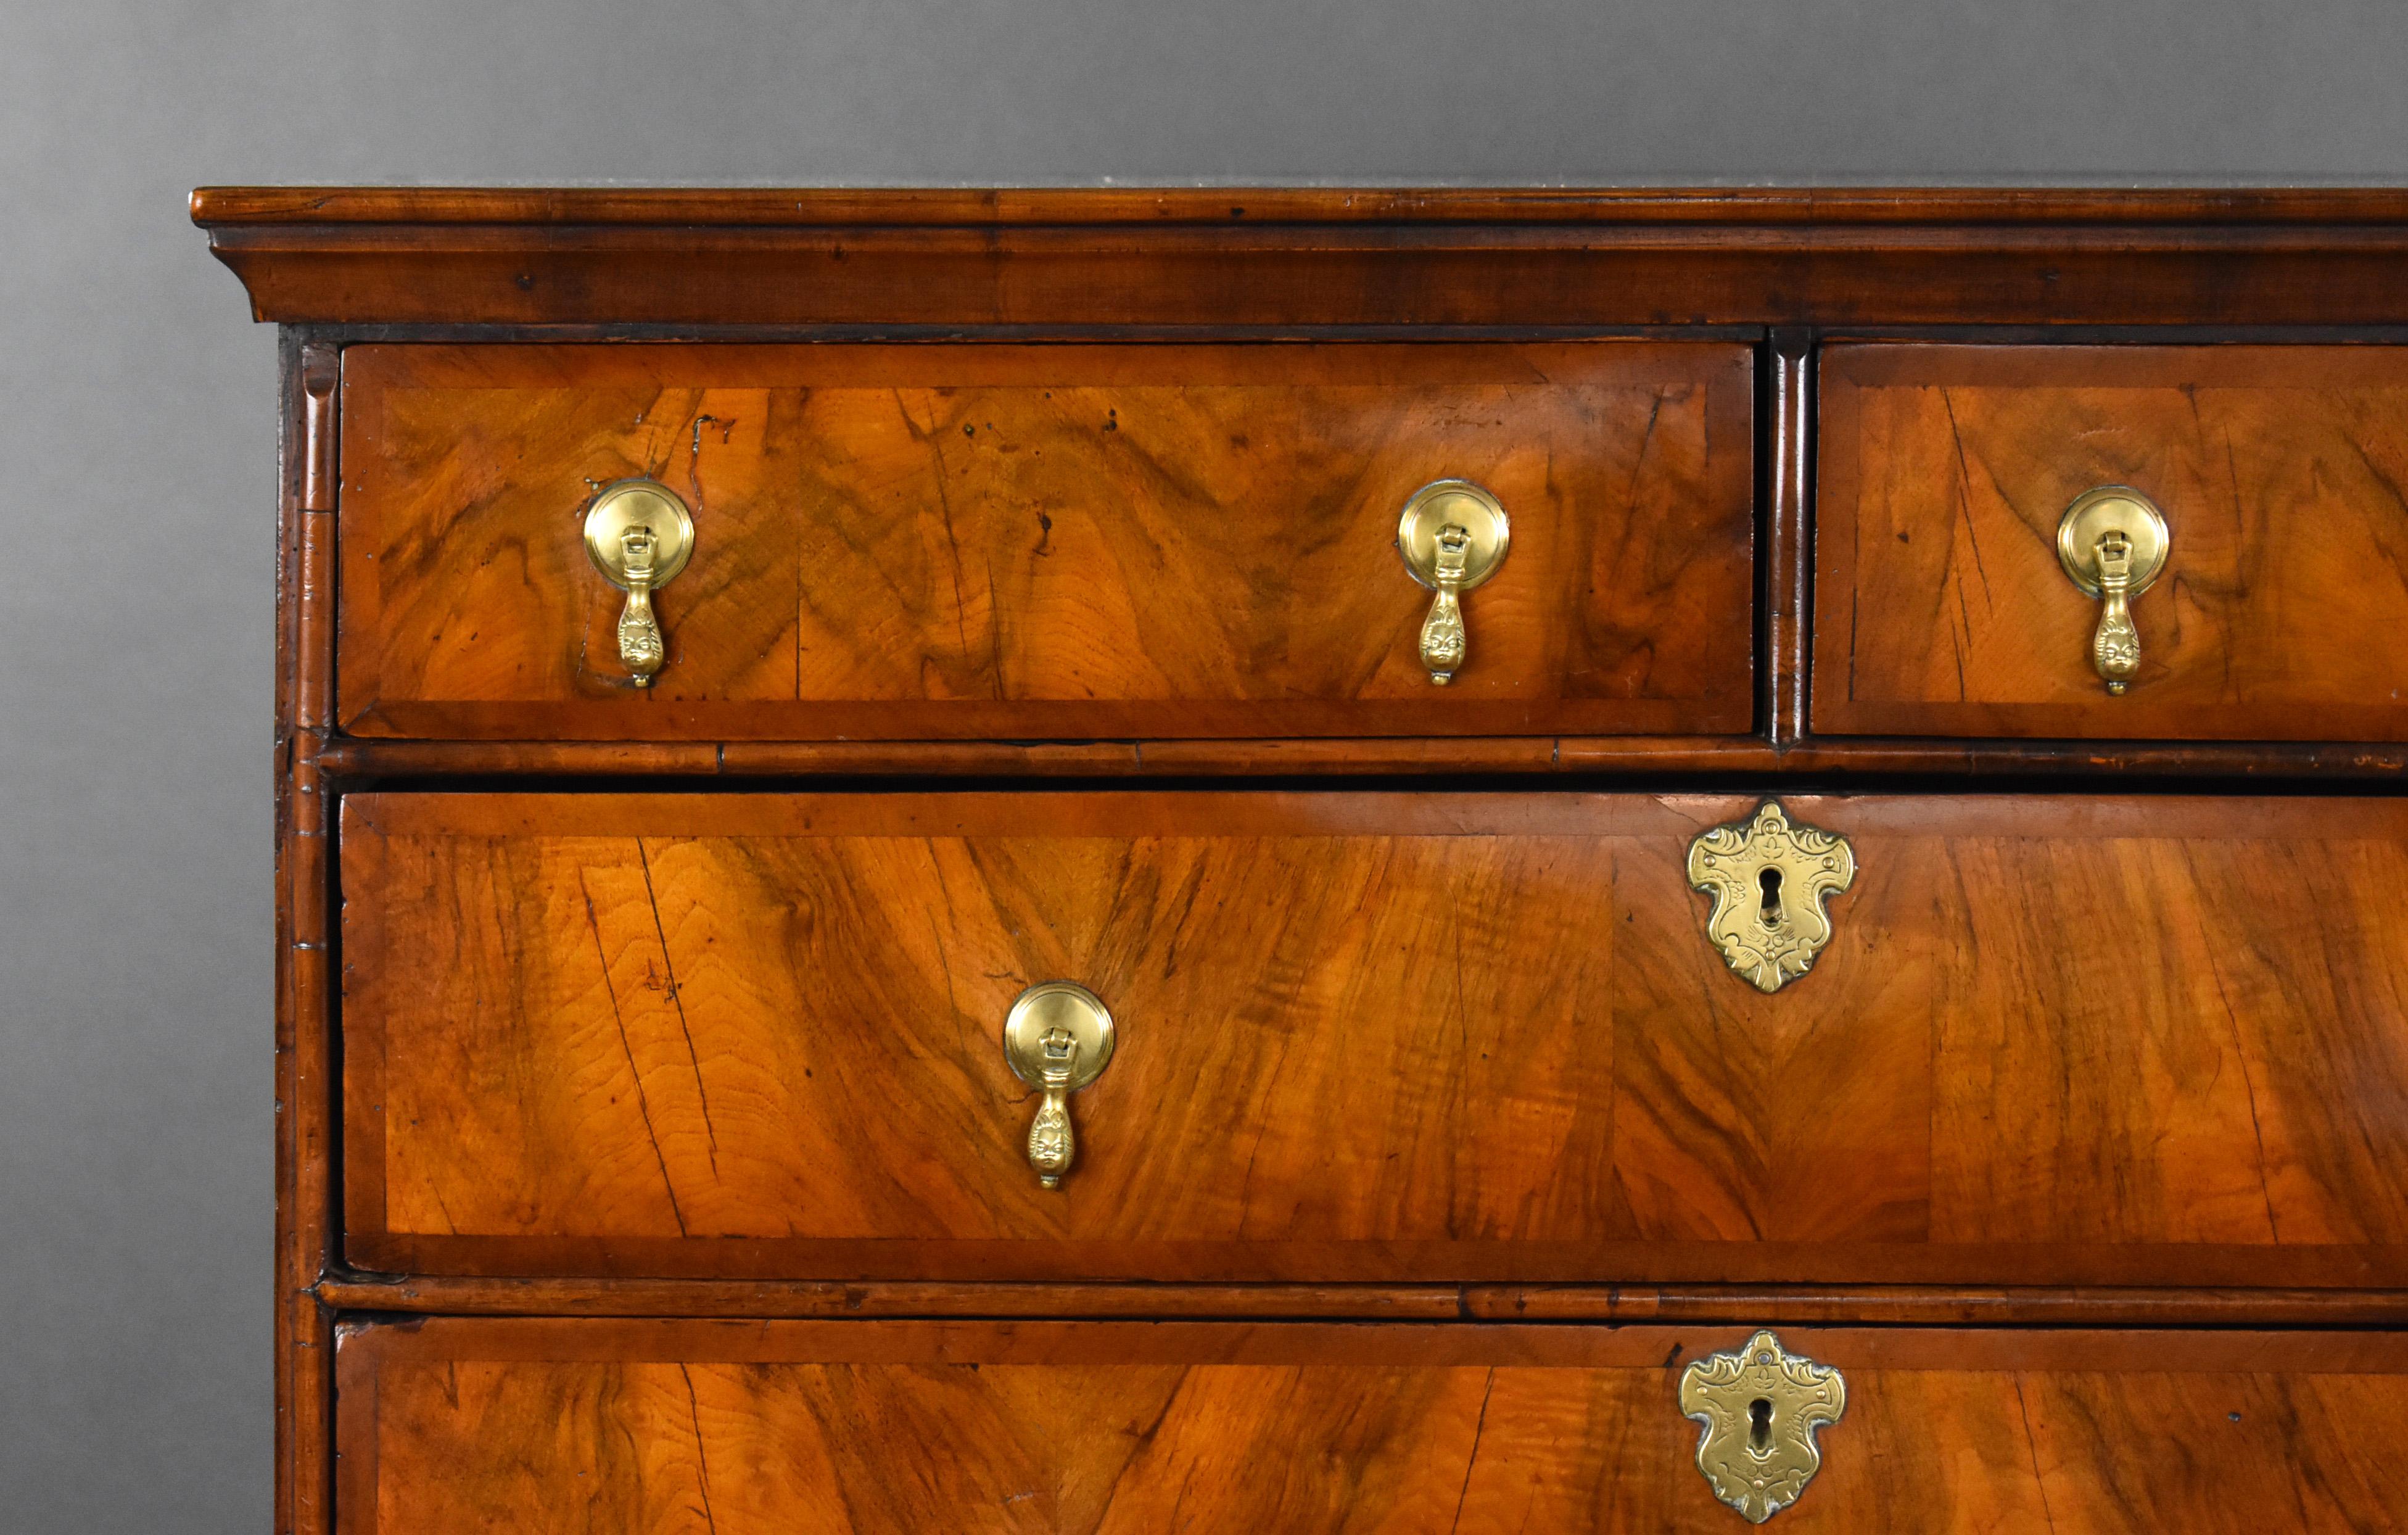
[342,790,2408,1286]
[195,186,2408,328]
[1818,344,2408,740]
[337,342,1754,740]
[313,1274,2408,1327]
[279,338,340,1535]
[337,1318,2408,1534]
[198,185,2408,226]
[307,734,2408,780]
[237,189,2408,1535]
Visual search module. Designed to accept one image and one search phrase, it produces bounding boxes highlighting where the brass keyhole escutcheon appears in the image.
[1688,802,1857,994]
[2057,486,2170,695]
[1680,1331,1847,1524]
[1396,479,1510,684]
[583,479,696,688]
[1002,982,1116,1189]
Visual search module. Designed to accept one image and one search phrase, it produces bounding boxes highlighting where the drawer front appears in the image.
[339,1318,2408,1533]
[1816,344,2408,740]
[342,792,2408,1286]
[337,342,1754,740]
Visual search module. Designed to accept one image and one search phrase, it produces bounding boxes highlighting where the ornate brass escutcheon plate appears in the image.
[1680,1330,1847,1523]
[1686,801,1857,993]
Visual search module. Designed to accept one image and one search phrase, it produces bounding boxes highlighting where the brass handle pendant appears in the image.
[1396,480,1509,684]
[1420,525,1472,679]
[1002,982,1116,1188]
[2056,486,2169,695]
[1680,1331,1846,1524]
[583,479,696,687]
[616,526,665,678]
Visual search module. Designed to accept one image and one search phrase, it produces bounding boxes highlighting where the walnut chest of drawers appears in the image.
[199,187,2408,1533]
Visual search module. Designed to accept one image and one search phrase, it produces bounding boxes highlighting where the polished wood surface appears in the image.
[312,734,2408,779]
[197,186,2408,327]
[339,342,1753,740]
[344,791,2408,1286]
[338,1318,2408,1534]
[220,189,2408,1535]
[277,337,340,1535]
[316,1275,2408,1327]
[1818,344,2408,740]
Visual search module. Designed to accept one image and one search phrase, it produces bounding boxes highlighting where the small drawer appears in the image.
[1816,344,2408,740]
[336,341,1754,740]
[342,791,2408,1288]
[339,1317,2408,1533]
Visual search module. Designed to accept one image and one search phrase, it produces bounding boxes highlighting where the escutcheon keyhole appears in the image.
[1757,866,1784,928]
[1749,1396,1773,1452]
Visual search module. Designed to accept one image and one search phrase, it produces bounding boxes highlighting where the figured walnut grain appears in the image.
[338,1319,2408,1535]
[1818,344,2408,741]
[344,792,2408,1288]
[338,342,1753,741]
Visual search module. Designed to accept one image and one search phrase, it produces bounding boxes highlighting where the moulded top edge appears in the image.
[189,184,2408,231]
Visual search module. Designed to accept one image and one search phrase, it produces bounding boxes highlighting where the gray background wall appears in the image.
[6,0,2408,1523]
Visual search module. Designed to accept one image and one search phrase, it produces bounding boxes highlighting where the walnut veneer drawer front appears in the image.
[1818,345,2408,741]
[337,342,1754,740]
[339,1318,2408,1533]
[342,791,2408,1287]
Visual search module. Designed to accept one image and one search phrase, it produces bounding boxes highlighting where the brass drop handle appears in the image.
[1396,480,1509,684]
[1002,982,1116,1188]
[611,523,668,684]
[2056,486,2169,695]
[1420,524,1472,677]
[583,479,696,687]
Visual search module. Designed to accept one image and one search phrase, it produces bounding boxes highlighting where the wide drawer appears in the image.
[339,1317,2408,1533]
[341,791,2408,1286]
[336,341,1754,740]
[1816,344,2408,740]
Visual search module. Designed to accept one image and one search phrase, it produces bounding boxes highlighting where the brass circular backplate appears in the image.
[1003,982,1116,1091]
[583,479,696,590]
[2056,486,2169,597]
[1396,479,1510,592]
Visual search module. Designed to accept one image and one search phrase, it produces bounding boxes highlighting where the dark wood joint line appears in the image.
[303,1275,2408,1329]
[308,732,2408,781]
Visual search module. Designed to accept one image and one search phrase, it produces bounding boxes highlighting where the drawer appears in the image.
[339,1317,2408,1532]
[337,342,1754,740]
[1816,344,2408,740]
[342,791,2408,1286]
